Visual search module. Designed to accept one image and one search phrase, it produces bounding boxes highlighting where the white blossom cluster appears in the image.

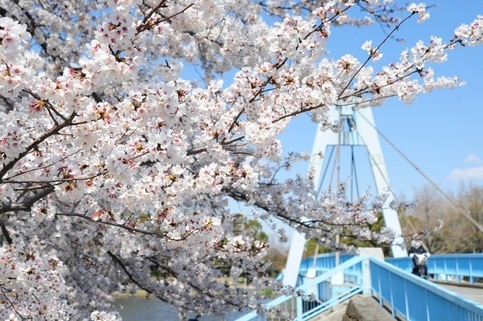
[0,0,481,319]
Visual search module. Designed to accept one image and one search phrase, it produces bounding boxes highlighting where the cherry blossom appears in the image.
[0,0,482,320]
[408,3,430,23]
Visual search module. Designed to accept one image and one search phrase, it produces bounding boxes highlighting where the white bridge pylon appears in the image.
[282,104,407,287]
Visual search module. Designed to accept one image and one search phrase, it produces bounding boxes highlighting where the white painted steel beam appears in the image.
[282,105,407,287]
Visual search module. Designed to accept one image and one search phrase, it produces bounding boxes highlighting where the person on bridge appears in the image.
[408,238,430,277]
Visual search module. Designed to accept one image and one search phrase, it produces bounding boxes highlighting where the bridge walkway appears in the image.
[437,282,483,305]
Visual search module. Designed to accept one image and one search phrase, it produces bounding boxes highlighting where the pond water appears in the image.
[115,296,180,321]
[115,296,257,321]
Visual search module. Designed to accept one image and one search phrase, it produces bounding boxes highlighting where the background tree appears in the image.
[233,215,269,243]
[303,238,332,258]
[438,185,483,253]
[265,246,289,278]
[401,184,483,253]
[400,185,449,253]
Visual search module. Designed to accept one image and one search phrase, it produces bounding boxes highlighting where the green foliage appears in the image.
[259,288,273,297]
[303,238,331,258]
[340,211,392,257]
[303,211,392,258]
[233,215,269,243]
[213,215,272,277]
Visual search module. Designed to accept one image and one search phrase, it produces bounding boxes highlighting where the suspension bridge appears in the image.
[236,103,483,321]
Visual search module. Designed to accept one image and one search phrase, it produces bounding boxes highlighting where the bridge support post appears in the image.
[296,296,303,321]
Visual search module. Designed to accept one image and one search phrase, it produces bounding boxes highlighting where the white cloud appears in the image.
[465,154,483,165]
[449,154,483,182]
[449,165,483,181]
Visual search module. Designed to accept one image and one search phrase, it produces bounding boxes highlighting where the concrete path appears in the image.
[437,283,483,305]
[309,300,348,321]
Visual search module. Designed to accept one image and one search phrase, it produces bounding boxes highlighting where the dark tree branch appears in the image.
[0,112,76,180]
[0,185,54,215]
[0,222,13,244]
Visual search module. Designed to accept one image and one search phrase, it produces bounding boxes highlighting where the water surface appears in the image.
[115,296,256,321]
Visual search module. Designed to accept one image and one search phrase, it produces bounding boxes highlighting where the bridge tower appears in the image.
[282,104,407,287]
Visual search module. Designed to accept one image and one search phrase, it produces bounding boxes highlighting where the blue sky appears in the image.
[278,1,483,201]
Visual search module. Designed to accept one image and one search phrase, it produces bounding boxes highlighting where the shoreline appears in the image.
[112,289,151,298]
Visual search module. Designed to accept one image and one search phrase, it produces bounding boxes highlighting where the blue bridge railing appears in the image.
[386,253,483,284]
[370,258,483,321]
[235,256,366,321]
[235,253,483,321]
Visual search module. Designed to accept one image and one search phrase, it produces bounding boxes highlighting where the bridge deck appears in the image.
[438,283,483,305]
